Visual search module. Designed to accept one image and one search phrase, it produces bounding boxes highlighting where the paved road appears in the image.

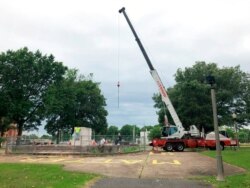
[90,177,212,188]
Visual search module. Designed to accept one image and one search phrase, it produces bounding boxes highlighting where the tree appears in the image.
[120,124,140,136]
[153,62,250,132]
[0,137,6,148]
[0,117,10,137]
[148,125,161,140]
[0,47,67,136]
[107,125,119,136]
[238,129,250,143]
[225,128,234,138]
[44,69,108,140]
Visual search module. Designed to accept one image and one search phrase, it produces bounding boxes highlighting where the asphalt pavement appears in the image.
[90,177,212,188]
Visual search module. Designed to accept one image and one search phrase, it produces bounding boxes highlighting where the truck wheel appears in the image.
[164,143,173,152]
[176,143,185,152]
[209,147,216,150]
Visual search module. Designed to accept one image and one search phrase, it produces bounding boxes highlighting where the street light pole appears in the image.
[206,75,225,181]
[133,125,135,144]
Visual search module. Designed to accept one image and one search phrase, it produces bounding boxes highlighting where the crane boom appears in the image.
[119,7,154,71]
[119,7,184,134]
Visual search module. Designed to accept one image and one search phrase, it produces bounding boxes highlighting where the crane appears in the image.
[119,7,200,139]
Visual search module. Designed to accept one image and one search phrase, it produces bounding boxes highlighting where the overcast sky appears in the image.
[1,0,250,131]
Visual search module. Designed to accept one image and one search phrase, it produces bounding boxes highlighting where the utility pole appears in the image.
[206,75,225,181]
[133,125,135,144]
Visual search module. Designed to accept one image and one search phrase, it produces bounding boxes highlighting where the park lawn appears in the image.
[0,163,98,188]
[201,147,250,188]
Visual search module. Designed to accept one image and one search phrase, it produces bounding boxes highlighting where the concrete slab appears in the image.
[0,151,245,179]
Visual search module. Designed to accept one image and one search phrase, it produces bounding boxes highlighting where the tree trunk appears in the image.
[56,131,60,144]
[17,125,23,136]
[71,126,75,135]
[0,117,4,136]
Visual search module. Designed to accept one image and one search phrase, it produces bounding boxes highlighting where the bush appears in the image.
[0,137,6,148]
[148,126,162,140]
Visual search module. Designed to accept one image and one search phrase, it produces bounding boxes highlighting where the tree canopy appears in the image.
[148,125,161,140]
[106,125,119,136]
[153,62,250,132]
[44,69,108,138]
[0,48,109,138]
[0,47,67,135]
[120,124,140,136]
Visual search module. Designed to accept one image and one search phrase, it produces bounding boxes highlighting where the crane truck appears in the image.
[119,7,237,151]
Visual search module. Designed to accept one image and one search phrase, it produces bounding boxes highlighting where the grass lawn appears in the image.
[201,147,250,188]
[0,163,98,188]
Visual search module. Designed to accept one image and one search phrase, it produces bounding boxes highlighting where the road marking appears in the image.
[87,159,142,164]
[152,160,181,165]
[18,157,180,166]
[83,159,120,164]
[160,152,174,156]
[149,151,174,156]
[104,159,113,163]
[121,160,142,164]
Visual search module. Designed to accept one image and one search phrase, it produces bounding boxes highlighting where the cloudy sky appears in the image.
[1,0,250,130]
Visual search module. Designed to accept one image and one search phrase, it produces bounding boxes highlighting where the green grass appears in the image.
[201,147,250,188]
[0,163,98,188]
[121,146,140,153]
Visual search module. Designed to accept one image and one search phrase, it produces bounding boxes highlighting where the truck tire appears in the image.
[164,143,173,152]
[176,143,185,152]
[209,144,224,151]
[209,147,216,150]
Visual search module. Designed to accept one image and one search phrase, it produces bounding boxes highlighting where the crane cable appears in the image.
[117,14,120,108]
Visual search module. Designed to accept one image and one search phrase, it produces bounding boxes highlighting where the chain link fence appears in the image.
[2,134,150,155]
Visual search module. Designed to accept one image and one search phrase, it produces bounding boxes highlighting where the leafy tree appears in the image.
[106,125,119,136]
[0,47,67,136]
[225,128,234,138]
[0,117,11,136]
[153,62,250,132]
[238,129,250,143]
[44,69,108,141]
[120,124,140,136]
[148,125,162,140]
[0,137,6,148]
[43,70,77,141]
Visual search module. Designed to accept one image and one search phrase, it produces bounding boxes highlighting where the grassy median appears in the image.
[0,163,98,188]
[202,147,250,188]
